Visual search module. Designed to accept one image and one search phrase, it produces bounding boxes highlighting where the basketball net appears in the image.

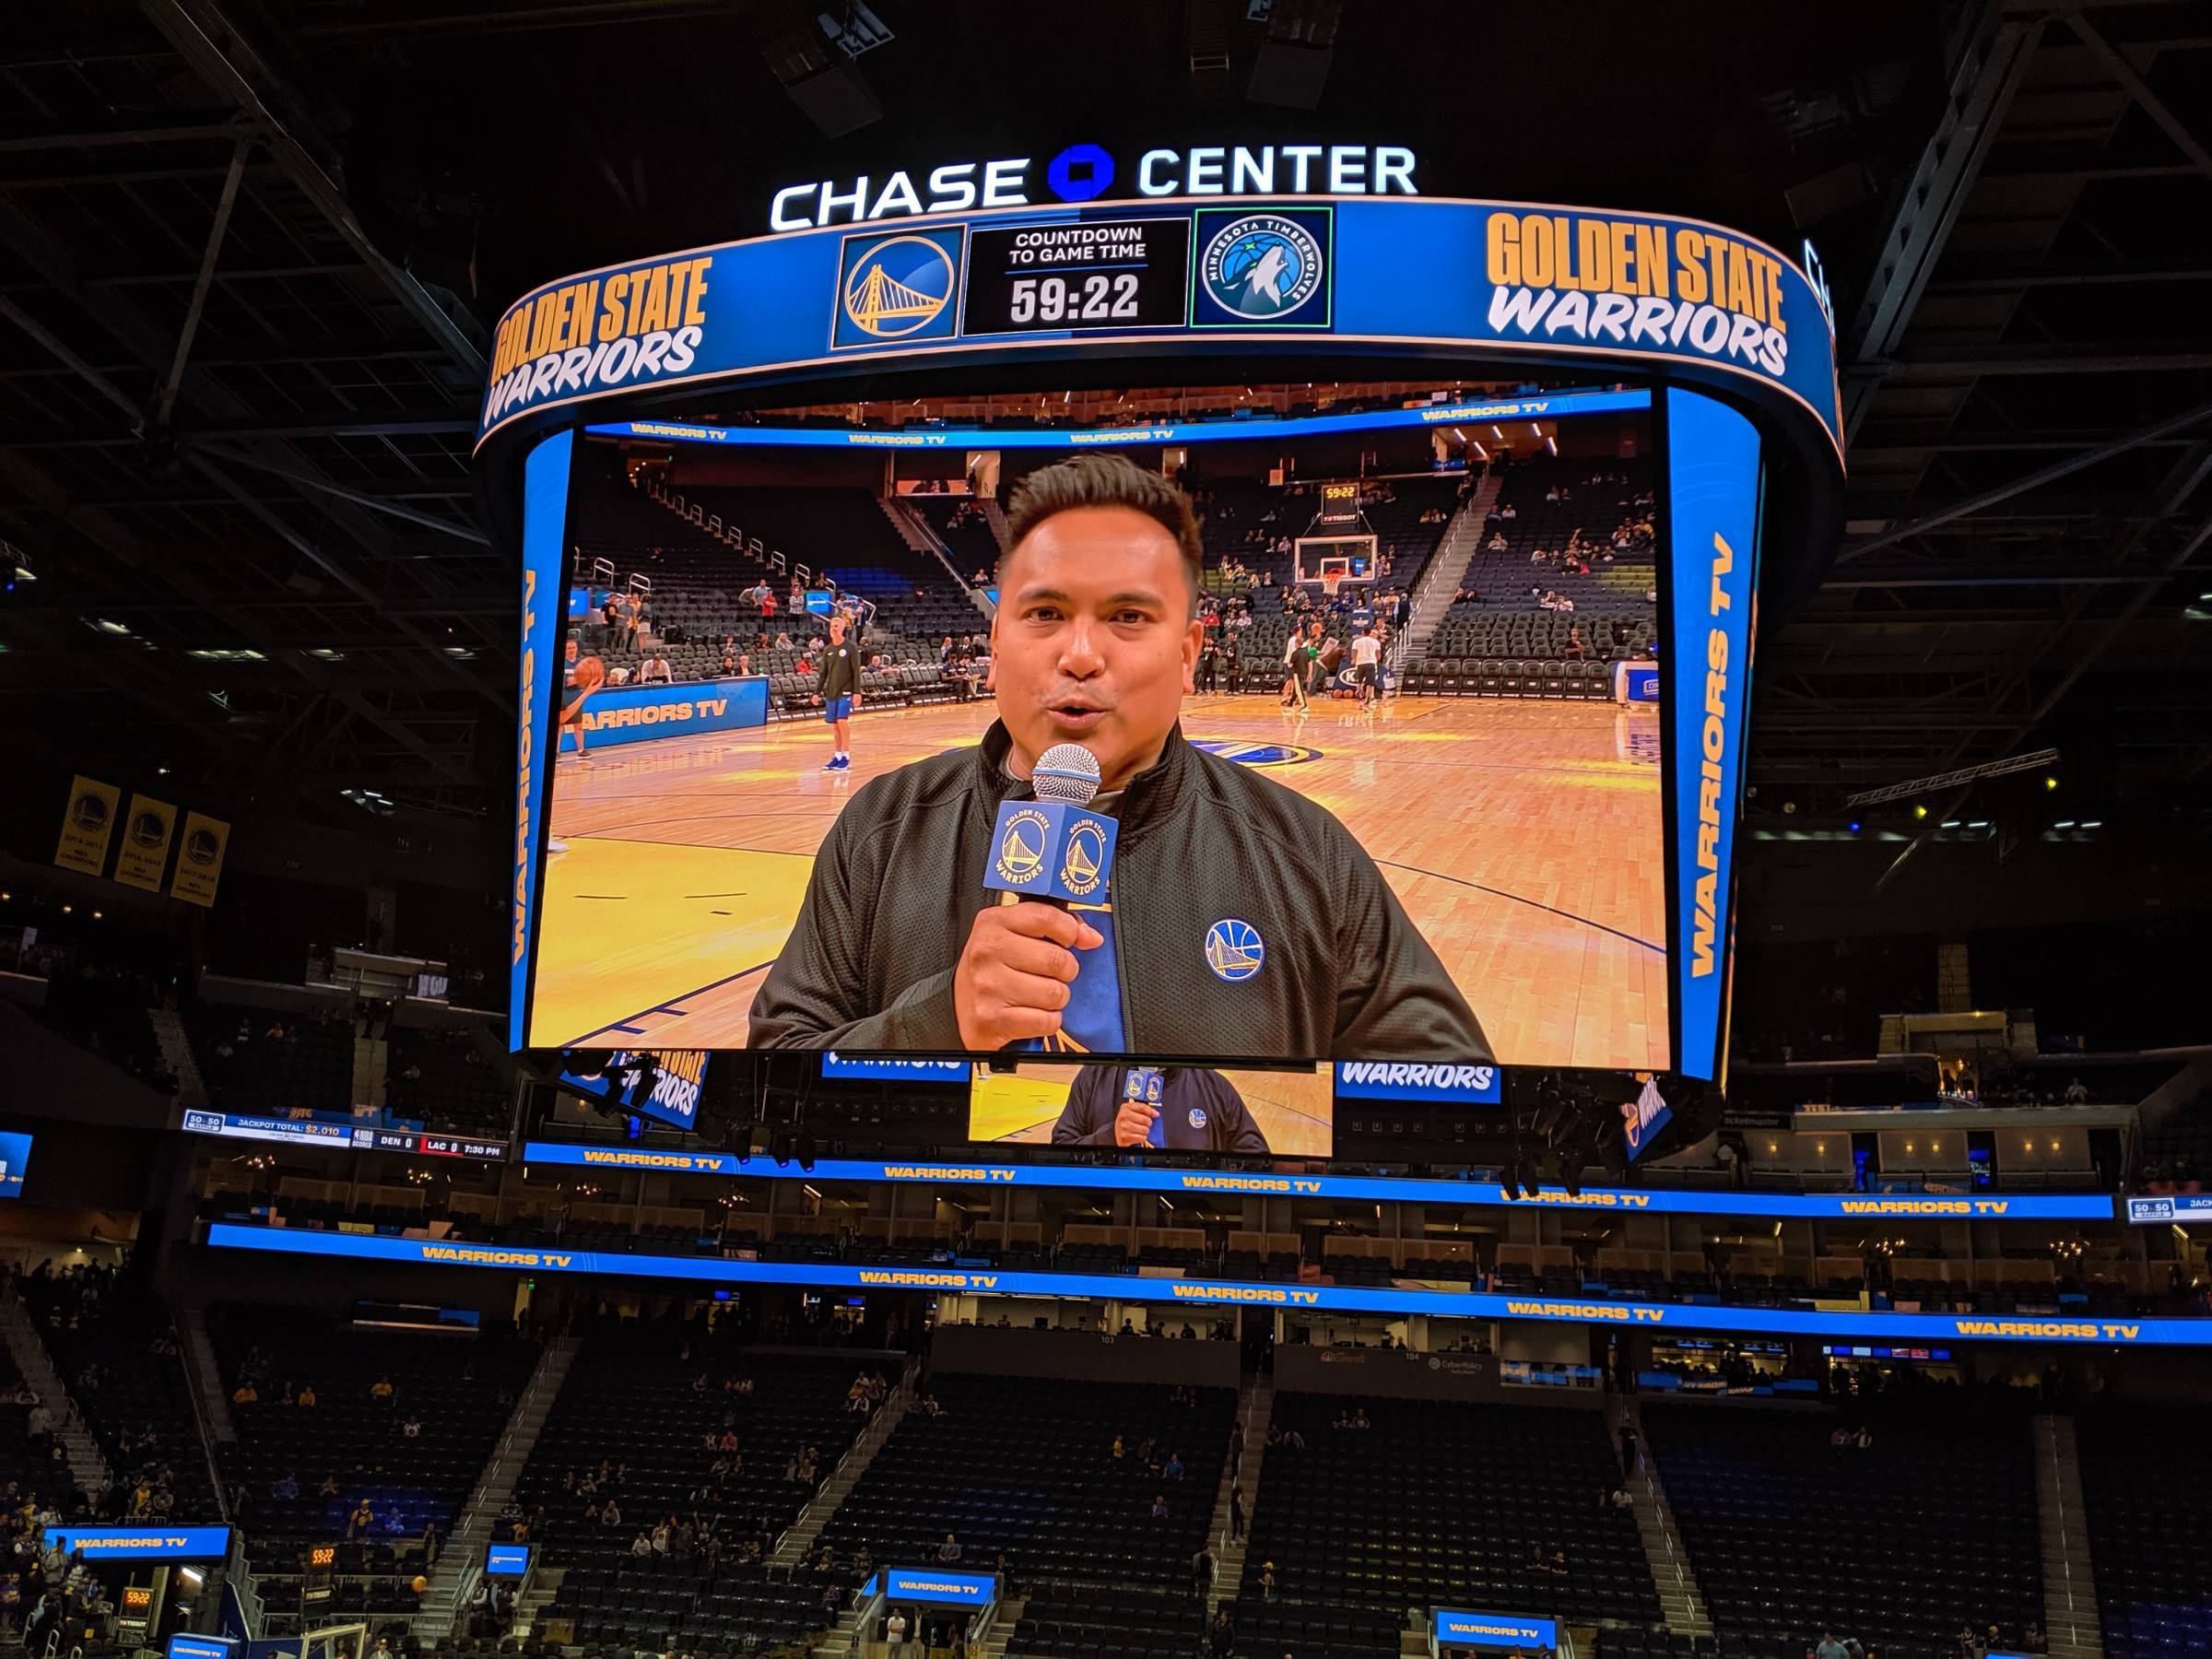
[1320,572,1344,602]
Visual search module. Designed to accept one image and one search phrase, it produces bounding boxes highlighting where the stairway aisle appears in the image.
[1402,474,1502,661]
[772,1368,918,1571]
[413,1335,581,1645]
[1608,1396,1712,1638]
[148,1006,208,1109]
[1207,1372,1273,1614]
[2033,1415,2104,1659]
[0,1297,112,1503]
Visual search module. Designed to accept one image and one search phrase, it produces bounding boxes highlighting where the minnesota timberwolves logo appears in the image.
[834,229,960,348]
[994,806,1051,886]
[1196,212,1327,324]
[1204,918,1265,982]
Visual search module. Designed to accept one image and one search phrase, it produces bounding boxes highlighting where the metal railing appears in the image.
[429,1335,576,1634]
[773,1358,920,1557]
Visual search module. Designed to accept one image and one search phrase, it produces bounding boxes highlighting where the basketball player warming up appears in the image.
[818,610,861,772]
[549,630,605,856]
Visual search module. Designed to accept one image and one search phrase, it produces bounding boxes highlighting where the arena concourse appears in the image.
[1,10,2209,1659]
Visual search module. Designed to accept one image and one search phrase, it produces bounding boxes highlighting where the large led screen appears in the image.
[516,394,1682,1071]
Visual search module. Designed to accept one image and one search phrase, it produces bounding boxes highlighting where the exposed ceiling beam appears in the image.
[2064,8,2212,182]
[1840,396,2212,559]
[1841,6,2042,440]
[139,0,488,382]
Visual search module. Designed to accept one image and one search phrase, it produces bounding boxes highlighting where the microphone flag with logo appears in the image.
[981,743,1124,1053]
[1124,1066,1167,1147]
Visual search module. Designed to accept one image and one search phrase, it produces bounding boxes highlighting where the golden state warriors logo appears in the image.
[834,230,960,348]
[1059,817,1107,898]
[1191,739,1322,769]
[994,806,1051,886]
[1205,918,1265,982]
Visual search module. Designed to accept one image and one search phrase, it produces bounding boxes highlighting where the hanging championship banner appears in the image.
[169,811,231,908]
[54,775,121,876]
[114,794,179,892]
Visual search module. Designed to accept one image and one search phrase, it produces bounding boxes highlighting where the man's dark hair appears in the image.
[1001,453,1206,617]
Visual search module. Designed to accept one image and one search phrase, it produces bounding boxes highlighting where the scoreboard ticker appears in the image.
[181,1110,507,1162]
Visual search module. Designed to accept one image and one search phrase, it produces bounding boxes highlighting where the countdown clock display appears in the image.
[962,217,1191,336]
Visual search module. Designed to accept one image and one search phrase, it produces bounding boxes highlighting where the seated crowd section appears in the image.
[563,451,1478,717]
[2075,1406,2212,1659]
[384,1023,512,1140]
[508,1324,871,1653]
[186,1003,357,1116]
[1643,1401,2044,1659]
[821,1371,1234,1656]
[210,1305,541,1624]
[18,1262,215,1517]
[1404,458,1658,697]
[1242,1393,1658,1629]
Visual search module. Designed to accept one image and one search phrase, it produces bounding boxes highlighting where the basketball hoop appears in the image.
[1320,571,1345,602]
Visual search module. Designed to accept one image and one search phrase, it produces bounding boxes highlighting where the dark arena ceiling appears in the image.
[1,0,2207,876]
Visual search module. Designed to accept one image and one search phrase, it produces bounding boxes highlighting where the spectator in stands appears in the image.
[346,1498,374,1539]
[401,1411,422,1439]
[1150,1493,1170,1520]
[1258,1562,1277,1602]
[2065,1077,2088,1103]
[1230,1486,1247,1539]
[789,578,806,614]
[937,1533,961,1562]
[271,1470,299,1500]
[229,1379,256,1405]
[637,653,673,686]
[719,647,738,676]
[369,1375,394,1403]
[1564,628,1585,661]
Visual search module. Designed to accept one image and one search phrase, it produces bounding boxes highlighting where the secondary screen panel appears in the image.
[970,1061,1332,1157]
[524,402,1669,1069]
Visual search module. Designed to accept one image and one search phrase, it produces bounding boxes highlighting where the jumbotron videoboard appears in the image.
[478,168,1843,1087]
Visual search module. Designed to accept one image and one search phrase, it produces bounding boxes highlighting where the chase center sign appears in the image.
[768,140,1418,230]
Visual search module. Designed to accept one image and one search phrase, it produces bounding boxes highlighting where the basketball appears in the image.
[574,656,606,692]
[411,1576,429,1594]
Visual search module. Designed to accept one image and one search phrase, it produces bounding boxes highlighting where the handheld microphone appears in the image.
[980,743,1124,1053]
[982,743,1118,908]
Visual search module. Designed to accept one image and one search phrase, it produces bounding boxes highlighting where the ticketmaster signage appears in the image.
[204,1225,2201,1347]
[514,1140,2114,1220]
[1436,1610,1560,1651]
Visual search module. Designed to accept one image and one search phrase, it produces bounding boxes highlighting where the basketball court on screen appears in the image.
[968,1062,1334,1155]
[531,693,1667,1066]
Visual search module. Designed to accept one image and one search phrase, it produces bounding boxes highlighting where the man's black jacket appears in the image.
[747,721,1491,1059]
[1051,1065,1269,1152]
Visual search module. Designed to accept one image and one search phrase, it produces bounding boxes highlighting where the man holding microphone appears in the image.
[747,454,1488,1061]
